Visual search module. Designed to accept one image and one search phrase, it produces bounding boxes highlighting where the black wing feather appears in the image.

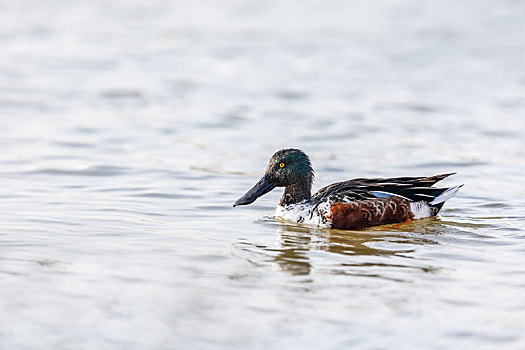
[312,173,456,203]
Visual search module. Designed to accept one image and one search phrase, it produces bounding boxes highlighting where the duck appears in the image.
[233,148,463,230]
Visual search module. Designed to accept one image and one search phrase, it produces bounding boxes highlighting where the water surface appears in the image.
[1,0,525,349]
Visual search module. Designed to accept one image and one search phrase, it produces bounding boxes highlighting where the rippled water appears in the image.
[1,0,525,348]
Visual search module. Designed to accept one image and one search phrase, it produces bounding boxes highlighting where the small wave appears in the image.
[23,165,128,177]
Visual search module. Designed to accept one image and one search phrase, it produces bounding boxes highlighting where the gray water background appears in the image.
[1,0,525,348]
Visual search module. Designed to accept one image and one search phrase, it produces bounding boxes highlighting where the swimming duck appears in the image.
[233,148,462,230]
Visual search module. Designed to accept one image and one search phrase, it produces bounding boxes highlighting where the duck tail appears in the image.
[429,185,464,205]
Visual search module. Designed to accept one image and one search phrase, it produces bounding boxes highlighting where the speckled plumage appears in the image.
[234,149,462,230]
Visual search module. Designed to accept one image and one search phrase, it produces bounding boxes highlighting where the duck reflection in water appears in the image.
[236,215,482,278]
[250,218,461,278]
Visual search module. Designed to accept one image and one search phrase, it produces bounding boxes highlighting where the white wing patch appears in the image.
[410,201,432,219]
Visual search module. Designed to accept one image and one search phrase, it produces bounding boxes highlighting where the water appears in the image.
[1,0,525,348]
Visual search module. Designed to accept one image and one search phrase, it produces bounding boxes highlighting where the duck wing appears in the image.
[312,173,456,203]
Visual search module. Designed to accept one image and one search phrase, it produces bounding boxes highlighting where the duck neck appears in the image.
[279,179,312,206]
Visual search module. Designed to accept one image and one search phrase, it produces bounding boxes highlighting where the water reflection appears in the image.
[273,226,314,276]
[277,224,441,277]
[236,219,454,278]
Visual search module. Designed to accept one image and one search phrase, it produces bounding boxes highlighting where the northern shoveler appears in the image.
[233,148,463,230]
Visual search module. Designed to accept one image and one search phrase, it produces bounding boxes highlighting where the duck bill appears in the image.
[233,174,277,207]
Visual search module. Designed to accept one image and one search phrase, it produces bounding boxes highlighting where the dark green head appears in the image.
[265,148,314,187]
[233,148,314,207]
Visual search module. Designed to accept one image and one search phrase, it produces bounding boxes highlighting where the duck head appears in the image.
[233,148,314,207]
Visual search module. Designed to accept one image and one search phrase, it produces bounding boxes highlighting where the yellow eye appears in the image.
[279,162,285,168]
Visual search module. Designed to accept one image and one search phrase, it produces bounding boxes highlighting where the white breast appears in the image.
[274,200,333,227]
